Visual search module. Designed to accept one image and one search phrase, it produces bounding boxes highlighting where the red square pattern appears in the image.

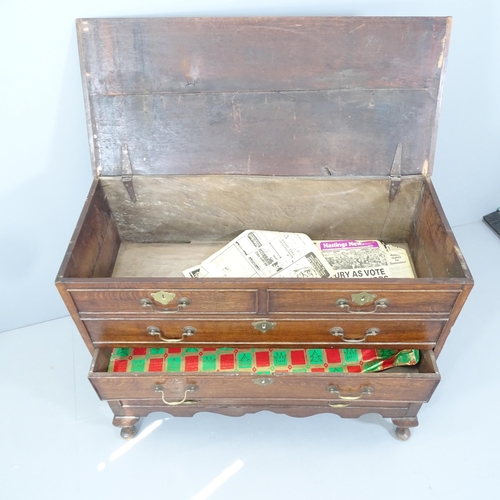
[184,355,199,371]
[133,347,147,356]
[203,348,217,352]
[290,350,306,365]
[168,348,182,354]
[325,349,342,364]
[148,358,164,372]
[220,353,235,370]
[347,365,362,373]
[311,367,325,372]
[255,351,270,367]
[382,359,394,370]
[113,360,128,372]
[361,349,377,361]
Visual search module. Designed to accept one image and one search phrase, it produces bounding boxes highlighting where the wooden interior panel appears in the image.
[409,179,469,279]
[63,182,121,278]
[112,242,222,277]
[90,346,112,372]
[417,349,439,374]
[61,176,470,281]
[77,17,450,177]
[79,17,448,95]
[90,89,436,177]
[101,175,424,244]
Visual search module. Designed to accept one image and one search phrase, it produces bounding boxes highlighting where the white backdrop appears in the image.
[1,0,498,332]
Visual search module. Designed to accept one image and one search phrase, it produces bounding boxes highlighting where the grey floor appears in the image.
[1,220,498,499]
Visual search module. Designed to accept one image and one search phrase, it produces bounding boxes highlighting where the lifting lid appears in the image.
[77,17,451,178]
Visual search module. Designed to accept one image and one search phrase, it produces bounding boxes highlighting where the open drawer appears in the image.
[89,347,440,404]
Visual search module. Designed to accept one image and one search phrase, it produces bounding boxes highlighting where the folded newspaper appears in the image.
[183,232,414,279]
[314,239,414,278]
[183,230,334,278]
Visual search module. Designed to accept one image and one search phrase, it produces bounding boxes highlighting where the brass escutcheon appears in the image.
[252,378,274,386]
[252,320,276,333]
[151,291,176,305]
[351,291,377,306]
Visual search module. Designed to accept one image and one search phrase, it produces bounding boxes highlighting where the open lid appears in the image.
[77,17,450,178]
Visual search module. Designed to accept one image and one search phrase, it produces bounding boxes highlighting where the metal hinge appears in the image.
[121,144,137,203]
[389,142,402,202]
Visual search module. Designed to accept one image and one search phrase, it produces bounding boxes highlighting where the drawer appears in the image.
[269,289,460,315]
[116,398,412,419]
[118,398,411,409]
[89,349,440,403]
[83,317,445,347]
[70,288,258,315]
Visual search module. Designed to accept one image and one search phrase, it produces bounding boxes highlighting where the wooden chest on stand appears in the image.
[56,17,473,440]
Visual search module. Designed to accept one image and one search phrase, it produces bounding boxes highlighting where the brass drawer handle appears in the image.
[147,325,196,343]
[140,297,191,313]
[327,402,351,408]
[334,298,389,314]
[153,384,198,406]
[329,327,380,343]
[327,385,374,400]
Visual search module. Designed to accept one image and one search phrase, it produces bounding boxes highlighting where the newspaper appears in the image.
[315,239,415,279]
[182,264,209,278]
[183,230,335,278]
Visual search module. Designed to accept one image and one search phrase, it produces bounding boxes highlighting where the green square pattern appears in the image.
[108,347,420,374]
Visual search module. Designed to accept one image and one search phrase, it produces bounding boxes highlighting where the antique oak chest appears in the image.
[56,17,473,440]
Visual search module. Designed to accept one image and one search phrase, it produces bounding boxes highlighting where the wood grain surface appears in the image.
[77,17,450,177]
[100,175,424,244]
[82,316,445,347]
[107,401,412,419]
[71,288,259,314]
[79,17,448,95]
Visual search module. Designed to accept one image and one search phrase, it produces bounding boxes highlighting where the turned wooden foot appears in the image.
[392,417,418,441]
[112,416,140,440]
[120,426,137,440]
[395,426,411,441]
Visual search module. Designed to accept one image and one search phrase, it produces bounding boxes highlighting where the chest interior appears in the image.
[60,174,467,281]
[58,17,469,283]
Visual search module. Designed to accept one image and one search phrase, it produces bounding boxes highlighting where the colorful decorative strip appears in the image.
[107,347,419,375]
